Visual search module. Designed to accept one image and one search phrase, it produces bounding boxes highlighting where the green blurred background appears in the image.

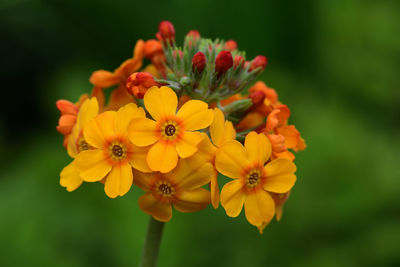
[1,0,400,266]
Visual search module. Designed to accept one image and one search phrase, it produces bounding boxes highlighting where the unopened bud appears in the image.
[234,55,245,69]
[186,30,201,48]
[192,52,206,73]
[249,90,265,105]
[157,20,175,44]
[144,39,163,59]
[126,72,158,99]
[249,55,267,72]
[224,40,237,51]
[223,98,252,114]
[215,51,233,77]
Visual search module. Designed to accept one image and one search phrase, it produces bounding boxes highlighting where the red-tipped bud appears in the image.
[215,51,233,77]
[224,40,237,51]
[126,72,158,99]
[249,55,268,72]
[144,39,163,59]
[186,30,200,39]
[157,20,175,44]
[233,55,245,69]
[192,52,206,73]
[249,90,265,105]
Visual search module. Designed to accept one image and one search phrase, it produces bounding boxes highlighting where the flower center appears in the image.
[78,138,90,152]
[164,124,176,136]
[156,181,175,197]
[246,169,262,188]
[108,141,127,161]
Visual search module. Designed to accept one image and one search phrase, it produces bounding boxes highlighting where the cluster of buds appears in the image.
[56,20,306,234]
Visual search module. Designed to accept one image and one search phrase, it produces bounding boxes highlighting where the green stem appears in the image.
[139,217,165,267]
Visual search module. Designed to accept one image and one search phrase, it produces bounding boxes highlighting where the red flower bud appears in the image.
[126,72,158,99]
[224,40,237,51]
[215,51,233,77]
[157,20,175,44]
[233,55,245,69]
[192,52,206,73]
[249,90,265,105]
[186,30,200,39]
[249,55,268,72]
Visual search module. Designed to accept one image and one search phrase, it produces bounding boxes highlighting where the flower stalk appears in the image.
[139,217,165,267]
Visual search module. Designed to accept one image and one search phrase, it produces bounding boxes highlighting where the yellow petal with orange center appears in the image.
[167,159,213,190]
[220,179,246,217]
[147,141,178,173]
[129,145,152,173]
[263,158,296,193]
[175,131,203,158]
[104,164,133,198]
[115,103,145,134]
[60,161,83,192]
[138,193,172,222]
[244,131,271,165]
[144,86,177,120]
[83,111,116,149]
[176,100,214,131]
[75,150,112,182]
[128,117,158,146]
[244,189,275,227]
[215,140,249,179]
[174,188,211,213]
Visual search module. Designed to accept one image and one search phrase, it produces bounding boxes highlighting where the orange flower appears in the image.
[144,39,166,78]
[128,86,214,173]
[89,40,145,110]
[56,94,89,147]
[216,131,296,228]
[74,103,152,198]
[126,72,158,99]
[133,157,213,222]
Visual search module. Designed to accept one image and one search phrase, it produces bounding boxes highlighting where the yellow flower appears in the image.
[133,157,214,222]
[74,103,152,198]
[190,108,236,208]
[216,131,296,228]
[59,97,99,192]
[128,86,214,173]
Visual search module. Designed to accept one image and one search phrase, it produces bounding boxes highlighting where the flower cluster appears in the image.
[56,21,306,233]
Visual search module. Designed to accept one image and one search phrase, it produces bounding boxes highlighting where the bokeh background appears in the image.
[1,0,400,266]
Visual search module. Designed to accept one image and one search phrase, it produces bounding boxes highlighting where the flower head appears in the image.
[215,51,233,78]
[192,51,206,74]
[133,157,213,222]
[126,72,158,99]
[128,86,214,173]
[216,131,296,228]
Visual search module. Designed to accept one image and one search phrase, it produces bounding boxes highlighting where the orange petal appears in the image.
[144,86,177,120]
[130,145,152,173]
[244,131,271,165]
[174,188,211,213]
[83,111,116,149]
[215,140,249,179]
[147,141,178,173]
[132,169,154,192]
[167,158,213,190]
[104,164,133,198]
[175,132,203,158]
[60,161,83,192]
[89,70,119,88]
[138,193,172,222]
[210,170,220,209]
[244,189,275,226]
[57,114,76,135]
[106,86,135,111]
[176,100,214,131]
[74,150,112,182]
[220,179,246,217]
[77,97,99,129]
[115,103,145,134]
[263,158,296,193]
[236,112,265,132]
[128,117,158,146]
[276,125,300,149]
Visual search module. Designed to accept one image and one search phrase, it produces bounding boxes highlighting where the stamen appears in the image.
[248,173,259,185]
[112,145,124,157]
[246,169,262,188]
[159,184,172,195]
[164,124,176,136]
[156,181,175,197]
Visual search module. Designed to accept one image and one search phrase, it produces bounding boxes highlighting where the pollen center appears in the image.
[156,181,175,197]
[78,137,90,152]
[112,145,123,157]
[164,124,176,136]
[108,141,127,161]
[246,169,262,188]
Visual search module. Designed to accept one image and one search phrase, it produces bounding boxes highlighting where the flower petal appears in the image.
[77,97,99,129]
[244,189,275,226]
[167,158,213,190]
[89,70,119,88]
[132,169,154,192]
[130,145,152,173]
[115,103,145,134]
[220,179,246,217]
[144,86,177,120]
[138,193,172,222]
[276,125,300,149]
[104,164,133,198]
[263,158,297,193]
[83,111,116,148]
[176,100,214,131]
[147,141,178,173]
[244,131,271,165]
[128,117,158,146]
[174,188,210,213]
[175,132,203,158]
[75,150,112,182]
[210,108,225,147]
[60,161,83,192]
[210,170,220,209]
[215,140,249,179]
